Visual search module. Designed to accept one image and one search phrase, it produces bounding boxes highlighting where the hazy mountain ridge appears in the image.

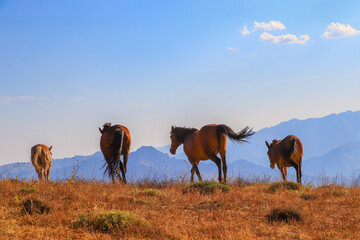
[0,146,272,181]
[1,110,360,181]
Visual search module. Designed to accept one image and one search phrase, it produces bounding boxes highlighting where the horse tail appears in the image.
[282,137,299,167]
[216,125,254,149]
[288,137,297,159]
[104,129,124,179]
[31,146,42,168]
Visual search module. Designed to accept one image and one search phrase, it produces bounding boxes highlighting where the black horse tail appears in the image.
[288,137,297,159]
[104,129,124,181]
[216,124,255,149]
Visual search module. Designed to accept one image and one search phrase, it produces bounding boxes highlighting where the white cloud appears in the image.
[259,32,310,44]
[241,25,252,35]
[0,96,45,105]
[227,46,239,52]
[322,22,360,39]
[241,21,286,35]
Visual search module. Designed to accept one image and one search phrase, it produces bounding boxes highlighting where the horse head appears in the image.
[265,140,279,169]
[170,126,182,154]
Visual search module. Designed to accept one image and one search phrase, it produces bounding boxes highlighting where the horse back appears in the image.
[183,124,225,161]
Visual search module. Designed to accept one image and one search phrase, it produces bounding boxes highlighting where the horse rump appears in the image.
[104,128,125,181]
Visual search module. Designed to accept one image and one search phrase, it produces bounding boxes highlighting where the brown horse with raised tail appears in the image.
[31,144,53,182]
[170,124,254,183]
[99,123,131,183]
[265,135,303,184]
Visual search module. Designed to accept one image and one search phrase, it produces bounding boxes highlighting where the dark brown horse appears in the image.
[265,135,303,184]
[31,144,53,182]
[99,123,131,183]
[170,124,254,183]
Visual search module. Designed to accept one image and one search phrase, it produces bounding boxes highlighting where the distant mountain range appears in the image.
[0,146,273,182]
[1,110,360,182]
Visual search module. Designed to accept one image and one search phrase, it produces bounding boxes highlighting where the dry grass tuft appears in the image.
[0,179,360,239]
[71,211,149,233]
[300,193,317,200]
[137,188,161,197]
[182,181,231,194]
[22,199,50,215]
[20,187,37,193]
[269,181,300,192]
[265,208,302,223]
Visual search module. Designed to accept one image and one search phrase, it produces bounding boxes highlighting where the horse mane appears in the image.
[102,123,112,132]
[171,126,198,143]
[270,139,279,147]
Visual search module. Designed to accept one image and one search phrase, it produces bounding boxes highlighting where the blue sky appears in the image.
[1,0,360,164]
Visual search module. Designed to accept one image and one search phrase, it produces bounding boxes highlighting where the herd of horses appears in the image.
[31,123,304,184]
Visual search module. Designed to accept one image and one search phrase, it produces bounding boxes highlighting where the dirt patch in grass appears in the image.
[269,181,300,192]
[182,181,231,194]
[265,208,302,223]
[22,199,50,215]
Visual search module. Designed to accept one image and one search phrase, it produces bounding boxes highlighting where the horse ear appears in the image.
[49,146,53,151]
[265,141,270,149]
[99,127,103,134]
[171,126,175,131]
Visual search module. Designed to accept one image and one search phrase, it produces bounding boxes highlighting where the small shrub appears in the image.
[182,181,231,194]
[265,208,302,223]
[269,181,300,192]
[72,211,149,233]
[300,193,317,200]
[22,199,50,215]
[137,189,160,197]
[333,190,345,197]
[135,198,156,206]
[20,188,37,193]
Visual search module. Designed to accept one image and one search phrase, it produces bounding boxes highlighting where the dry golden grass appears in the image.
[0,179,360,239]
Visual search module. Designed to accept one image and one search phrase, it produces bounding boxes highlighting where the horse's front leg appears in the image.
[190,164,195,183]
[194,164,202,181]
[296,163,302,184]
[279,166,287,181]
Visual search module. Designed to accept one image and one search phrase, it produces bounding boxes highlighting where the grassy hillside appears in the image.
[0,179,359,239]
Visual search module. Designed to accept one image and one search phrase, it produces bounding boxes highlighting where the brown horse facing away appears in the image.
[170,124,254,183]
[31,144,53,182]
[265,135,303,184]
[99,123,131,183]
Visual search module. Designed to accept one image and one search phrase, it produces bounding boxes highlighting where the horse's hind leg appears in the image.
[44,165,51,182]
[207,153,222,183]
[36,168,43,182]
[123,152,129,174]
[118,161,127,184]
[220,152,227,183]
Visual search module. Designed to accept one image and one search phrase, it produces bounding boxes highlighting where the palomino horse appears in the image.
[99,123,131,183]
[31,144,53,182]
[170,124,254,183]
[265,135,303,184]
